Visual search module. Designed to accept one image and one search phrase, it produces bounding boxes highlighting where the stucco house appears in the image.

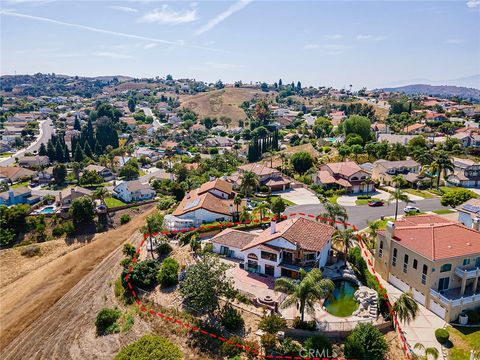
[313,161,374,194]
[457,198,480,230]
[374,215,480,322]
[113,180,155,203]
[0,187,40,206]
[210,218,334,278]
[231,163,291,192]
[446,157,480,188]
[371,159,422,186]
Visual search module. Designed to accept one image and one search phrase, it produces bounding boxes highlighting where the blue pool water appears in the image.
[38,206,55,214]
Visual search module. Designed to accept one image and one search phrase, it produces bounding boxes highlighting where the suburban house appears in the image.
[446,157,480,188]
[210,218,334,278]
[0,166,36,184]
[203,137,235,148]
[163,178,235,231]
[313,161,374,194]
[230,163,292,192]
[377,134,414,145]
[403,123,428,135]
[133,147,162,162]
[371,159,422,186]
[57,186,93,211]
[113,180,156,203]
[83,164,114,181]
[35,166,54,184]
[457,198,480,230]
[0,187,40,206]
[374,215,480,322]
[18,155,50,168]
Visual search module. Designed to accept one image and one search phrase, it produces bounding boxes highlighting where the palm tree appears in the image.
[142,215,162,259]
[432,151,454,189]
[279,152,288,172]
[332,228,355,259]
[324,202,348,229]
[240,171,259,197]
[233,194,242,220]
[411,343,439,360]
[253,202,270,221]
[392,174,406,188]
[239,207,252,225]
[93,187,109,213]
[389,188,411,220]
[393,292,419,324]
[275,269,334,322]
[366,220,380,250]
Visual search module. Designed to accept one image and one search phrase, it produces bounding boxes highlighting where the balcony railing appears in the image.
[454,266,480,280]
[430,288,480,307]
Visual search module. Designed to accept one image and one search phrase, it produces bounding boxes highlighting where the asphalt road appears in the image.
[0,118,54,166]
[284,198,449,230]
[141,106,163,129]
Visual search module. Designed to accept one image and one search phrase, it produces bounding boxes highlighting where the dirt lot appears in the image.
[0,206,156,356]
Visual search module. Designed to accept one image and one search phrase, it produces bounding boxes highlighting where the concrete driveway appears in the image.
[277,188,320,205]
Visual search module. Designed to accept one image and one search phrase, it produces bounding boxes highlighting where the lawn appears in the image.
[105,197,126,208]
[404,188,434,199]
[11,181,29,189]
[432,209,456,215]
[328,194,339,204]
[356,197,381,206]
[447,326,480,360]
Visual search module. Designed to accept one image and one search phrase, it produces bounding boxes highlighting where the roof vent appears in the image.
[467,242,472,246]
[447,245,452,249]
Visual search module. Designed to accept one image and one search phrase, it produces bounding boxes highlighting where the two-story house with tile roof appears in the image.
[313,161,373,194]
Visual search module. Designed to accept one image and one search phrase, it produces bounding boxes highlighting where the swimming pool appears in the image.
[323,280,359,317]
[38,206,56,214]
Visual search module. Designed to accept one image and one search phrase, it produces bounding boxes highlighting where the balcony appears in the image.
[455,266,480,280]
[430,286,480,308]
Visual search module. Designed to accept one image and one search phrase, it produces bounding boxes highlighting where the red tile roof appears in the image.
[210,229,257,249]
[198,178,233,196]
[321,161,362,178]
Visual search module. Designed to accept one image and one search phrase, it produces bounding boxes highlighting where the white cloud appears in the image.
[93,52,132,59]
[304,44,319,49]
[205,61,242,69]
[110,6,139,13]
[445,38,466,44]
[144,42,157,49]
[466,0,480,8]
[195,0,253,36]
[140,4,197,24]
[356,34,386,41]
[323,34,344,40]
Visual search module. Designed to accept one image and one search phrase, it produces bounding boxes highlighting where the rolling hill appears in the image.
[380,84,480,101]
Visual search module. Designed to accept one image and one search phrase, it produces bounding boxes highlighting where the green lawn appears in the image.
[447,326,480,360]
[105,197,126,208]
[404,188,434,199]
[11,181,29,189]
[328,194,339,204]
[432,209,455,215]
[356,197,381,206]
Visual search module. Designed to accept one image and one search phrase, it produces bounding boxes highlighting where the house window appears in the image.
[438,277,450,291]
[304,253,316,261]
[413,259,418,269]
[261,251,277,262]
[403,254,409,273]
[392,248,397,267]
[422,265,428,285]
[378,241,383,258]
[463,259,470,266]
[440,264,452,273]
[220,246,229,255]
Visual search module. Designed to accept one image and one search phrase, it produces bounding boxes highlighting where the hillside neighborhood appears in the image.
[1,73,479,360]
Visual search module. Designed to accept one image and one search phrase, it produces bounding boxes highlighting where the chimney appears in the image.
[386,221,395,240]
[270,221,277,235]
[473,217,480,232]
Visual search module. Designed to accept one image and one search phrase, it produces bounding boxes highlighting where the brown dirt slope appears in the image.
[179,87,274,125]
[0,207,155,355]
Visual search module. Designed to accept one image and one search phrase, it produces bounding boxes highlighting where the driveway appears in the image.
[276,188,320,205]
[337,189,400,207]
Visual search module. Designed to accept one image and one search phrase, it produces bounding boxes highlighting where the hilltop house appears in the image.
[163,179,236,231]
[313,161,374,194]
[113,180,155,203]
[374,215,480,322]
[210,218,334,278]
[371,159,422,186]
[57,186,93,211]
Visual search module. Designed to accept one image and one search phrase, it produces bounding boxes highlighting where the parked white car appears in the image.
[404,205,420,213]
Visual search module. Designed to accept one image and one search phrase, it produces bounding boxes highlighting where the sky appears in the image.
[1,0,479,89]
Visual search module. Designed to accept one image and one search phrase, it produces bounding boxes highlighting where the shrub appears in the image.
[258,314,286,334]
[465,309,480,324]
[221,335,244,358]
[115,334,182,360]
[95,307,121,335]
[435,328,449,344]
[129,259,159,289]
[156,241,172,256]
[63,221,76,236]
[235,292,253,305]
[120,214,131,225]
[304,334,332,357]
[20,244,41,257]
[278,338,302,356]
[157,196,176,210]
[344,323,388,360]
[357,195,371,200]
[52,226,65,237]
[292,316,317,331]
[221,306,244,331]
[260,333,277,353]
[157,258,179,287]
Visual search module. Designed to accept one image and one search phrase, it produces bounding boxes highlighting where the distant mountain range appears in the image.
[380,74,480,90]
[379,84,480,102]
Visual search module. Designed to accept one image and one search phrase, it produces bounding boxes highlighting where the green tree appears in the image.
[290,151,314,174]
[323,202,348,229]
[157,258,179,287]
[332,228,355,259]
[271,197,286,220]
[74,143,84,163]
[338,145,352,161]
[341,115,372,144]
[38,143,47,156]
[432,151,454,189]
[69,197,95,226]
[80,170,103,185]
[52,164,67,184]
[350,144,363,161]
[179,253,235,313]
[389,188,411,220]
[127,98,136,113]
[393,292,419,324]
[240,171,259,197]
[253,202,270,221]
[95,307,121,335]
[96,116,119,149]
[275,269,333,321]
[344,322,388,360]
[115,335,182,360]
[258,314,287,334]
[304,334,332,357]
[119,164,140,180]
[441,188,476,208]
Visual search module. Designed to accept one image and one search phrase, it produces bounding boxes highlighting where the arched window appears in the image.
[440,264,452,272]
[247,253,258,260]
[351,176,358,181]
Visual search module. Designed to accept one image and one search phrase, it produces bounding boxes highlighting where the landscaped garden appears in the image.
[104,197,126,208]
[447,326,480,360]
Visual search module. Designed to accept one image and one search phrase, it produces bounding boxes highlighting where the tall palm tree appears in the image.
[393,292,419,324]
[389,188,411,220]
[239,207,252,225]
[366,220,380,250]
[412,343,439,360]
[392,174,406,188]
[275,269,334,322]
[432,151,454,189]
[279,152,288,172]
[253,202,270,221]
[93,186,109,211]
[233,194,242,219]
[240,171,259,197]
[324,202,348,229]
[141,215,162,259]
[332,228,355,259]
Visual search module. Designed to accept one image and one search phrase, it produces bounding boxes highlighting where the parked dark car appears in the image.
[368,200,384,207]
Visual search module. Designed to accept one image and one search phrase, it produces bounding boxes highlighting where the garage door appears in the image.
[388,274,410,292]
[429,301,446,319]
[413,289,426,305]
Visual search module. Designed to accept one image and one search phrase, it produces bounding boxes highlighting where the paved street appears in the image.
[285,198,449,229]
[141,106,163,129]
[0,118,54,166]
